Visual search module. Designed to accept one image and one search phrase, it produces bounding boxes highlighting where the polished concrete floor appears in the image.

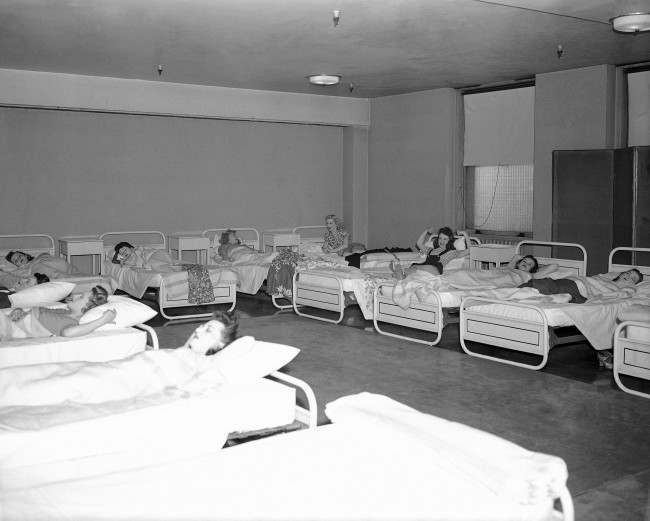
[149,293,650,521]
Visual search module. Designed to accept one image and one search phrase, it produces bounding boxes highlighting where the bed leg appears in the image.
[134,323,159,350]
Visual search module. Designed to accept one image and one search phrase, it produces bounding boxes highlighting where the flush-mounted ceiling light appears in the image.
[308,74,341,86]
[610,12,650,33]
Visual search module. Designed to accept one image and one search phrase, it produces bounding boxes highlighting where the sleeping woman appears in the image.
[5,250,80,279]
[217,230,257,261]
[0,285,116,340]
[111,242,175,270]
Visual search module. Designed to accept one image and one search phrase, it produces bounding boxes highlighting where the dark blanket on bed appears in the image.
[183,265,215,305]
[267,250,302,298]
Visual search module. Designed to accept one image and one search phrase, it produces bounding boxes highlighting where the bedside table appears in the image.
[263,232,301,253]
[168,235,210,264]
[469,244,516,270]
[59,238,104,275]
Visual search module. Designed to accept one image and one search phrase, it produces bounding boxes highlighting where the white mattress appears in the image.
[0,395,561,521]
[379,284,464,308]
[0,328,147,368]
[468,302,574,328]
[298,269,365,291]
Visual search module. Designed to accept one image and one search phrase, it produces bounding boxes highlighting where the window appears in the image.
[463,86,535,237]
[465,164,533,234]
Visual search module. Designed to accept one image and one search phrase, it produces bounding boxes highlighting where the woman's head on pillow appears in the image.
[66,285,110,317]
[6,250,34,268]
[113,242,135,263]
[185,310,239,356]
[434,227,455,251]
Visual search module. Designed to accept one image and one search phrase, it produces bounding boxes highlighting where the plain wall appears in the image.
[342,126,369,245]
[368,88,463,248]
[533,65,617,241]
[0,107,343,237]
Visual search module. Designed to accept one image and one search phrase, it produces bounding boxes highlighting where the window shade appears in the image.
[628,70,650,147]
[463,87,534,166]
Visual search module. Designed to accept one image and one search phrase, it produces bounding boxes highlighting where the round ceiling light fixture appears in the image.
[610,12,650,33]
[308,74,342,86]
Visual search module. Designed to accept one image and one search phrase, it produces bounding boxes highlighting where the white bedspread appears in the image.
[0,393,568,521]
[102,261,237,299]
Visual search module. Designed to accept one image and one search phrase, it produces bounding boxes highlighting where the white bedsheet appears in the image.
[0,393,568,521]
[102,261,238,299]
[0,328,146,368]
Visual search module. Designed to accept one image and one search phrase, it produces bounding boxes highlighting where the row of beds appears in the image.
[1,228,647,520]
[2,230,649,396]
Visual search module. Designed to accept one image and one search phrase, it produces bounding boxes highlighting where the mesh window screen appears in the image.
[470,165,533,233]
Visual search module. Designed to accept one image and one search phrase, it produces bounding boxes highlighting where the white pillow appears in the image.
[0,257,17,271]
[9,281,75,307]
[79,295,157,330]
[211,336,300,383]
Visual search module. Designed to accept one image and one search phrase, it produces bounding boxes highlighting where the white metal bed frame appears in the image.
[373,240,588,347]
[100,231,236,321]
[265,225,329,312]
[292,235,482,325]
[614,320,650,399]
[459,246,649,370]
[0,233,111,289]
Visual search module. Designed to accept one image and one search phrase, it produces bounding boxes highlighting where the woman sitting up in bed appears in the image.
[1,285,116,339]
[322,214,350,255]
[217,230,257,261]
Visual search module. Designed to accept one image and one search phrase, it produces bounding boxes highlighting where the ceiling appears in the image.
[1,0,649,98]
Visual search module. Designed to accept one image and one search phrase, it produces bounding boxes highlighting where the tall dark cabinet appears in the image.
[552,146,650,275]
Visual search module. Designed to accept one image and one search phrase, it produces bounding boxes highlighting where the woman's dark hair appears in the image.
[219,230,235,246]
[205,310,239,356]
[33,273,50,284]
[113,242,134,253]
[517,254,539,273]
[6,250,34,264]
[614,268,643,284]
[433,227,455,252]
[86,285,109,310]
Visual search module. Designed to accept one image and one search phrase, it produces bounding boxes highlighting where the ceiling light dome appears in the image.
[610,12,650,33]
[308,74,341,86]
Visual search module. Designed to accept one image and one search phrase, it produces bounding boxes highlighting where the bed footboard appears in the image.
[292,271,345,324]
[460,297,553,370]
[614,321,650,399]
[134,323,159,350]
[268,371,318,428]
[373,282,445,346]
[157,279,237,320]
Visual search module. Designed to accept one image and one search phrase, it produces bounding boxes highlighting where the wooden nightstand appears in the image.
[59,237,104,275]
[469,244,516,270]
[168,235,210,264]
[262,232,301,253]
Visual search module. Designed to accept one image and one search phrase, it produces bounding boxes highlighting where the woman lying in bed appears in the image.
[112,242,176,270]
[5,250,80,279]
[0,285,116,340]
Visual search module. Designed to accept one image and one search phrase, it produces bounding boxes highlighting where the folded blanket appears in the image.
[326,393,568,508]
[184,264,215,304]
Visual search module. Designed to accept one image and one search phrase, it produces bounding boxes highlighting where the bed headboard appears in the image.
[516,240,587,276]
[609,247,650,277]
[292,226,327,245]
[202,228,260,250]
[99,231,167,251]
[0,234,56,262]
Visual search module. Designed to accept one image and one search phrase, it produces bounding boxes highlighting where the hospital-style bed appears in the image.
[0,234,113,294]
[614,320,650,399]
[202,227,273,295]
[459,246,650,370]
[101,231,238,320]
[0,392,573,521]
[0,322,159,368]
[373,241,587,347]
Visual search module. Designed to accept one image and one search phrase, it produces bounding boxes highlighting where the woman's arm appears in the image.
[415,229,433,252]
[532,263,559,279]
[61,310,116,337]
[507,254,523,269]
